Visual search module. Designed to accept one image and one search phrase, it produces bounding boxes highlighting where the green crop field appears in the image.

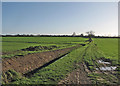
[2,37,86,52]
[2,2,118,85]
[93,38,118,66]
[2,37,119,85]
[94,38,118,60]
[2,37,87,58]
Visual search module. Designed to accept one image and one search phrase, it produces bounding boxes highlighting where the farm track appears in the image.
[2,45,80,74]
[58,63,91,84]
[58,44,91,85]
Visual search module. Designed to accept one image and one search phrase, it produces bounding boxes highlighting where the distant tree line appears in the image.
[1,34,119,38]
[1,34,84,37]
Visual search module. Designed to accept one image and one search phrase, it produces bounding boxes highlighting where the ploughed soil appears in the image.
[58,63,91,84]
[2,46,78,74]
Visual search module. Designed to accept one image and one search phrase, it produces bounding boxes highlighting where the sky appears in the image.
[2,2,118,36]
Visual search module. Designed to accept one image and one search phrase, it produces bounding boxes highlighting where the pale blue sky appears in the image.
[2,2,118,36]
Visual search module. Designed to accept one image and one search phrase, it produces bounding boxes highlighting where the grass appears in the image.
[93,38,118,60]
[2,43,76,58]
[8,40,111,84]
[2,69,23,84]
[2,37,86,52]
[2,42,40,52]
[85,38,119,84]
[93,38,118,65]
[2,37,119,84]
[10,39,115,84]
[2,37,86,44]
[2,37,86,58]
[5,45,86,84]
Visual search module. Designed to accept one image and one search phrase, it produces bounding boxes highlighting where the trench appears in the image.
[23,52,70,78]
[23,44,85,77]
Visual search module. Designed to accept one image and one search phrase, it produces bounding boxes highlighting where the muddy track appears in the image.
[58,63,91,84]
[2,45,79,74]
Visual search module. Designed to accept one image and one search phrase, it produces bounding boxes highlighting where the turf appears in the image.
[93,38,118,60]
[2,37,119,84]
[2,37,86,58]
[10,45,86,84]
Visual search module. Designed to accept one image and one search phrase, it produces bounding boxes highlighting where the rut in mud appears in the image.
[58,63,91,84]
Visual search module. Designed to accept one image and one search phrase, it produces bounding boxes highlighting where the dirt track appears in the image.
[2,46,77,74]
[58,63,91,84]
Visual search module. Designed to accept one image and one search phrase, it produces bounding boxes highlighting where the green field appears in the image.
[11,46,87,84]
[2,37,87,58]
[2,37,119,85]
[94,38,118,60]
[2,37,86,52]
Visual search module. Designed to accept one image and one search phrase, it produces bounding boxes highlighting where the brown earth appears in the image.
[58,63,91,84]
[2,46,78,74]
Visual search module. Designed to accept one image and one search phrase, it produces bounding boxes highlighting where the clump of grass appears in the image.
[2,69,23,84]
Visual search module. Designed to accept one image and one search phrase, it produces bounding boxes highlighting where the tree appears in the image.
[72,32,76,37]
[86,30,95,42]
[80,33,84,37]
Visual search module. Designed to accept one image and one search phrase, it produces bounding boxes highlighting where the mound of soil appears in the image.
[21,45,58,51]
[2,46,77,74]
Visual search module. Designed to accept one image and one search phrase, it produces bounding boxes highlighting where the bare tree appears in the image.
[72,32,76,37]
[86,30,95,42]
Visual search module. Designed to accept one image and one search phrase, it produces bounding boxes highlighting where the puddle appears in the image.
[98,60,111,64]
[97,59,117,71]
[96,66,117,71]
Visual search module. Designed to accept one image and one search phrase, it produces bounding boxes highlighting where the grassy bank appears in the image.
[7,45,87,84]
